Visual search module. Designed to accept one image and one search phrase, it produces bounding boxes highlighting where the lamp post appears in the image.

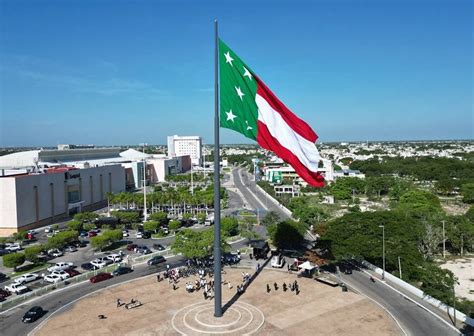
[442,220,446,259]
[142,143,148,222]
[379,225,385,280]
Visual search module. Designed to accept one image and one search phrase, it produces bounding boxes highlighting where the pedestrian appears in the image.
[228,281,232,289]
[283,283,287,292]
[296,288,300,295]
[266,284,271,293]
[173,283,177,291]
[157,273,160,282]
[203,291,207,300]
[274,282,278,291]
[287,263,290,273]
[116,298,121,308]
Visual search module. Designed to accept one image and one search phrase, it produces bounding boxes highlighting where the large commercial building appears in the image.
[0,165,125,236]
[167,135,202,166]
[263,158,334,186]
[0,146,191,235]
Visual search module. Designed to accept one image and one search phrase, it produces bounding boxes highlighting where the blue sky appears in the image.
[0,0,472,146]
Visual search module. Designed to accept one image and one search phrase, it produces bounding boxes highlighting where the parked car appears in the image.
[106,254,122,263]
[22,306,45,323]
[64,245,77,253]
[73,240,88,248]
[122,230,129,237]
[135,231,143,239]
[90,259,107,269]
[64,269,81,277]
[81,262,96,271]
[47,262,73,273]
[43,274,62,283]
[153,243,165,251]
[47,249,63,258]
[271,254,285,268]
[13,273,40,284]
[5,243,22,252]
[79,231,88,238]
[127,243,138,251]
[89,272,113,283]
[5,282,28,294]
[96,257,113,265]
[142,231,151,239]
[0,272,8,282]
[0,288,11,300]
[135,246,151,254]
[112,266,133,276]
[44,227,52,233]
[88,231,97,238]
[49,270,70,280]
[147,255,166,266]
[0,249,10,256]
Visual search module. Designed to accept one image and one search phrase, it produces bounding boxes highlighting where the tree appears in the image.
[149,211,169,226]
[74,212,97,223]
[3,252,26,271]
[172,228,229,258]
[46,230,79,249]
[461,183,474,203]
[329,177,366,200]
[420,265,457,306]
[102,229,123,242]
[111,211,141,224]
[168,220,181,232]
[24,245,45,264]
[398,190,442,215]
[418,222,443,261]
[197,213,207,224]
[90,236,111,251]
[143,220,160,233]
[261,211,280,227]
[445,215,474,255]
[221,217,239,236]
[67,220,83,232]
[12,231,28,243]
[267,220,305,249]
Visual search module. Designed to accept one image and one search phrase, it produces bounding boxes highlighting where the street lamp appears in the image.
[379,225,385,280]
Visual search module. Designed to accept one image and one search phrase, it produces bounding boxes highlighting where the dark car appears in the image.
[0,249,10,256]
[64,269,81,277]
[127,243,138,251]
[90,272,113,283]
[136,246,151,255]
[112,266,133,276]
[88,231,97,238]
[22,306,45,323]
[153,243,165,251]
[0,272,7,282]
[81,262,97,271]
[0,288,11,301]
[142,231,151,239]
[147,255,166,266]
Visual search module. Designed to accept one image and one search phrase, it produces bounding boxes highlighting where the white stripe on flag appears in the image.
[255,94,321,172]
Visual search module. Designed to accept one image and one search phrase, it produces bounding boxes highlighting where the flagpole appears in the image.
[213,19,223,318]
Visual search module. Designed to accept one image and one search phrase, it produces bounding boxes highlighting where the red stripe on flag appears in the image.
[255,76,318,143]
[256,121,325,187]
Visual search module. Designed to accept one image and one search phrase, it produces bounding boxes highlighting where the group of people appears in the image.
[116,297,139,308]
[267,280,300,295]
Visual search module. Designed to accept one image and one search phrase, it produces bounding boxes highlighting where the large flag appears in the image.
[219,39,325,187]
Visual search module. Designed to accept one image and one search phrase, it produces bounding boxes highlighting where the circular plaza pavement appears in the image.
[33,268,401,336]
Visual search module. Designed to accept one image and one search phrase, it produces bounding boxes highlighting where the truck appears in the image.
[47,262,74,273]
[5,282,28,294]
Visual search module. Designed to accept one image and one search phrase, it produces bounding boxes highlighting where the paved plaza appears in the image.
[34,268,401,335]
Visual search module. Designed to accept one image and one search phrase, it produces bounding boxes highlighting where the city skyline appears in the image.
[1,0,472,147]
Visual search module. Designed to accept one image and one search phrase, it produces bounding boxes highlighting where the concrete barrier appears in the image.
[361,260,474,327]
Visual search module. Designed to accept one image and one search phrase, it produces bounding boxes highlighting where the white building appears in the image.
[167,135,202,166]
[0,165,125,236]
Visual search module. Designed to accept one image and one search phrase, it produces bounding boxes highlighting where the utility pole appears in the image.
[379,225,385,280]
[460,234,464,257]
[142,143,148,222]
[398,256,402,279]
[442,220,446,259]
[190,164,194,195]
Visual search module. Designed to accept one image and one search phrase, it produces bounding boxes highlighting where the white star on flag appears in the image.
[235,86,245,100]
[224,52,234,66]
[245,120,253,131]
[243,67,252,80]
[225,110,237,122]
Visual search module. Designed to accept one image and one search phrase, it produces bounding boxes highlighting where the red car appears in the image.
[126,243,137,251]
[64,269,81,277]
[90,272,113,283]
[88,231,97,238]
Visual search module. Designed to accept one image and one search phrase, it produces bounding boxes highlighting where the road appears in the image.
[337,266,460,336]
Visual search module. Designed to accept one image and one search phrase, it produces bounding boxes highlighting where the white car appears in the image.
[47,262,74,272]
[122,230,129,237]
[50,270,70,280]
[135,232,143,239]
[48,249,63,257]
[106,254,122,263]
[5,282,28,294]
[5,243,22,252]
[44,227,52,233]
[90,260,107,269]
[44,274,62,283]
[13,273,40,284]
